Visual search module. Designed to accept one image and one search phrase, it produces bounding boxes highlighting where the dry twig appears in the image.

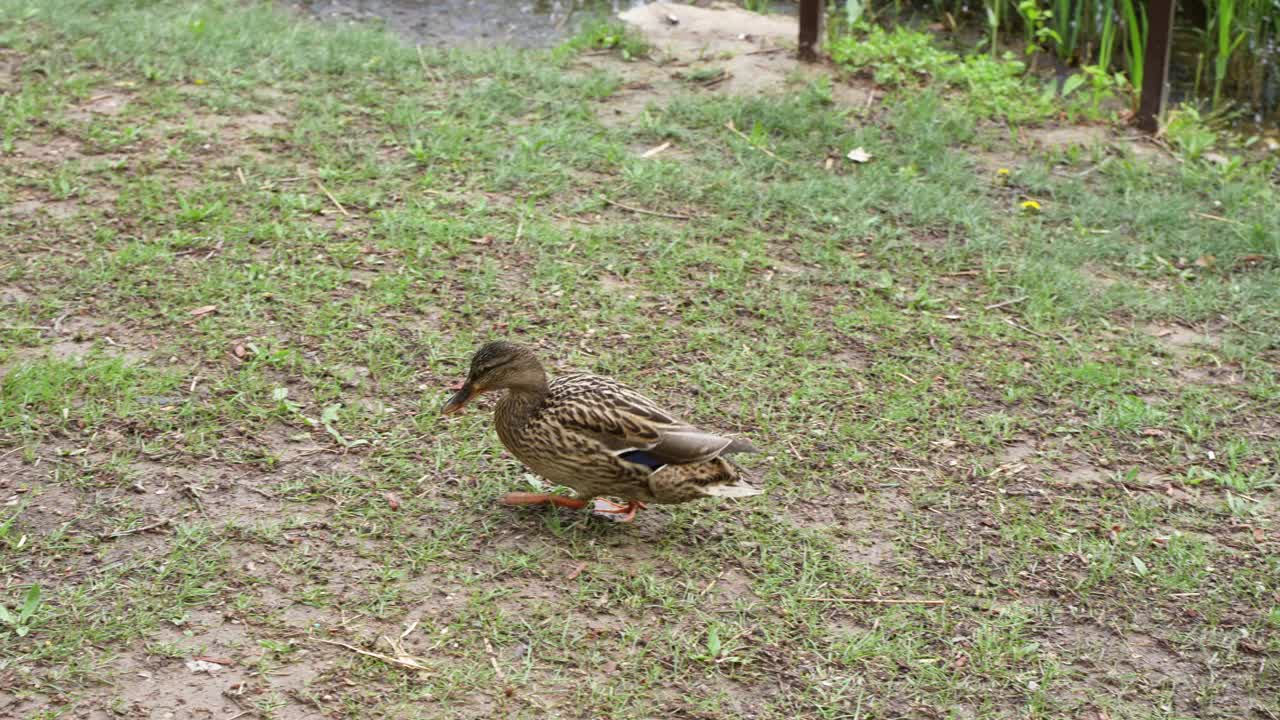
[801,597,945,606]
[314,636,430,672]
[314,179,350,217]
[1192,211,1241,225]
[985,296,1028,311]
[640,141,672,158]
[602,197,692,221]
[105,517,172,539]
[724,120,790,164]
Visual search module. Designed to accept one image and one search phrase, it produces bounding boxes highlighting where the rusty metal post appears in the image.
[799,0,823,62]
[1136,0,1176,132]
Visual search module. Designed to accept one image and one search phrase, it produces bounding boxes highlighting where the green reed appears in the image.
[1117,0,1146,102]
[826,0,1277,120]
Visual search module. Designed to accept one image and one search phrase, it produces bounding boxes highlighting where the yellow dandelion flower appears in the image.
[997,168,1010,176]
[193,78,206,85]
[1021,200,1042,212]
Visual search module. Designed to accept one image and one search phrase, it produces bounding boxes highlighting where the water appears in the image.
[290,0,648,48]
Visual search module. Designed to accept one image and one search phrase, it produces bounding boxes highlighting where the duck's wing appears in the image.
[547,374,757,467]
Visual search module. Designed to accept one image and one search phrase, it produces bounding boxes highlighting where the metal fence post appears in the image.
[1136,0,1176,132]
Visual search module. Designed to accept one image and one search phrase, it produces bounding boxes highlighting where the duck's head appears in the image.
[441,341,546,415]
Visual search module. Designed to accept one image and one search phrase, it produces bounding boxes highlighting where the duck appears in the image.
[440,341,761,522]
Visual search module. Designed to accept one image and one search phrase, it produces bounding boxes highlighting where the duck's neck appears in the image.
[494,372,550,430]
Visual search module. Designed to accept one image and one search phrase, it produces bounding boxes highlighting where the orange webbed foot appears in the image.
[591,499,647,523]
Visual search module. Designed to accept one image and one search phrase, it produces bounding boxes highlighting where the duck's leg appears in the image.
[591,499,647,523]
[499,493,645,522]
[499,492,588,510]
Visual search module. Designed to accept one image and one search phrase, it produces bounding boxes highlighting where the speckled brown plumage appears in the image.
[442,341,761,518]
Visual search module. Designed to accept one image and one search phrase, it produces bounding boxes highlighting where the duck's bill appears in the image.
[441,383,475,415]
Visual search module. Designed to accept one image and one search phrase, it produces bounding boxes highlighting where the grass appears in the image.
[1,1,1278,718]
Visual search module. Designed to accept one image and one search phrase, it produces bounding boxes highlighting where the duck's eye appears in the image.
[475,360,505,376]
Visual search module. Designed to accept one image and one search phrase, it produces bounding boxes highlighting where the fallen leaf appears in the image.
[193,656,234,665]
[846,147,872,163]
[469,236,492,245]
[566,561,587,580]
[1203,152,1229,166]
[188,305,217,317]
[384,492,401,511]
[233,344,247,359]
[184,659,225,674]
[641,141,672,158]
[1193,254,1215,268]
[1140,428,1167,437]
[1239,638,1265,654]
[1131,555,1148,575]
[321,404,340,424]
[1253,527,1266,543]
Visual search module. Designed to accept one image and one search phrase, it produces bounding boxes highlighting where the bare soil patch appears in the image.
[976,124,1171,175]
[11,135,83,162]
[970,147,1023,175]
[0,48,22,83]
[93,644,335,720]
[1,315,151,373]
[1145,321,1222,350]
[1048,621,1211,711]
[186,110,289,143]
[1144,322,1224,365]
[1026,124,1111,149]
[1178,365,1243,385]
[69,90,133,120]
[5,197,82,220]
[0,284,34,305]
[596,2,875,127]
[1079,263,1121,289]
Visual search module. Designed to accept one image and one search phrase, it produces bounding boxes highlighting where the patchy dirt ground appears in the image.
[1,1,1277,719]
[599,3,874,127]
